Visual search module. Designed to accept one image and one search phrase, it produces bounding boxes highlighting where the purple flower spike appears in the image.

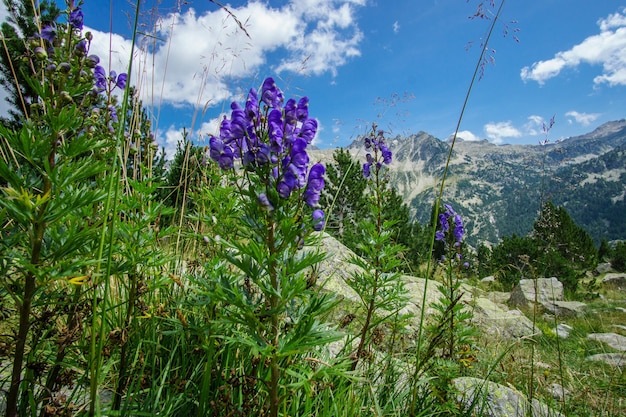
[258,193,274,211]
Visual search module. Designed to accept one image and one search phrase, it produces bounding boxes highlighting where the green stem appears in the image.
[267,219,280,417]
[351,156,384,372]
[6,167,51,417]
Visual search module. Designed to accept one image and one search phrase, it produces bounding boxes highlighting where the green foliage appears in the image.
[322,147,427,274]
[343,128,411,398]
[599,238,612,262]
[0,0,61,124]
[490,234,538,289]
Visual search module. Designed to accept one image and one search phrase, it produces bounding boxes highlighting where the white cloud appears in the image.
[565,110,601,126]
[393,21,400,34]
[484,121,522,144]
[521,7,626,86]
[524,115,545,136]
[88,0,364,110]
[454,130,480,141]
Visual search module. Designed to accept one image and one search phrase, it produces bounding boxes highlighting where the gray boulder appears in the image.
[473,298,541,339]
[586,353,626,367]
[508,278,563,309]
[543,300,586,317]
[555,324,573,339]
[587,333,626,351]
[602,273,626,290]
[454,377,564,417]
[508,278,585,316]
[595,262,613,274]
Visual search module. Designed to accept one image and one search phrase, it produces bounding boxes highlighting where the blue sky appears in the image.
[2,1,626,157]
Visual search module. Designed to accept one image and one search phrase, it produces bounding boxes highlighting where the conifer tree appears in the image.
[532,201,598,271]
[320,147,367,243]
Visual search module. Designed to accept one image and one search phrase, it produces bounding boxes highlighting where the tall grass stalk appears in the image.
[88,1,142,414]
[409,1,507,414]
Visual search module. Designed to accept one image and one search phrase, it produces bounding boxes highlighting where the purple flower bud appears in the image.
[33,46,47,60]
[86,55,100,68]
[58,62,71,74]
[312,209,325,231]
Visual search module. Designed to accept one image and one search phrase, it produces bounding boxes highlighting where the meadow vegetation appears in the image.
[0,1,625,416]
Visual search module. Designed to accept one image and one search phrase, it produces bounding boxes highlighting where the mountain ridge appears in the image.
[311,119,626,246]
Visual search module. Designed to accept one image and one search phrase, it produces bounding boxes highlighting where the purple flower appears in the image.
[40,23,57,43]
[115,73,127,90]
[284,98,297,125]
[363,162,371,178]
[381,144,392,164]
[296,97,309,121]
[437,203,465,244]
[299,119,317,143]
[245,88,259,118]
[303,163,325,207]
[308,163,325,180]
[261,77,283,108]
[69,8,84,31]
[312,209,325,231]
[94,65,107,91]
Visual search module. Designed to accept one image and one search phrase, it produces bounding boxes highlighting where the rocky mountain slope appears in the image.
[311,119,626,246]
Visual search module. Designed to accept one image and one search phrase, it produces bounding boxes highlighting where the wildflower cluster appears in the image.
[436,204,469,268]
[209,77,325,230]
[34,6,126,109]
[362,128,393,178]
